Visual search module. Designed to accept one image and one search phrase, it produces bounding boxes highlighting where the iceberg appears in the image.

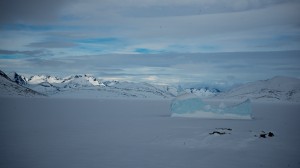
[170,94,252,119]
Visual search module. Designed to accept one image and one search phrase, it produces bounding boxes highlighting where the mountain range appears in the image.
[2,71,179,99]
[1,70,299,102]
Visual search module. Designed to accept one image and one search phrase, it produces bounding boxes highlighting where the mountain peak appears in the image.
[13,72,27,85]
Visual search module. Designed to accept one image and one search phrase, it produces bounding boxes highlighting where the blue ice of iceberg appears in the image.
[170,94,252,119]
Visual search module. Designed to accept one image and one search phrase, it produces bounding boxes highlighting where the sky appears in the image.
[0,0,299,86]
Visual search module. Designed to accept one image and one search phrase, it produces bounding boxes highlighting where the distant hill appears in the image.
[215,76,300,102]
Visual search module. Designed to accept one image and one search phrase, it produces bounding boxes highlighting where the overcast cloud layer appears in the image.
[0,0,299,85]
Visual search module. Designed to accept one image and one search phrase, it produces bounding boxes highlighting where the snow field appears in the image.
[0,98,299,168]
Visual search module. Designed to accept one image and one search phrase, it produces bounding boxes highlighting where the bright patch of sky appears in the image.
[0,0,299,85]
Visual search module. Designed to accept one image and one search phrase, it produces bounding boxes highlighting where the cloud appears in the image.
[1,51,300,85]
[27,41,77,48]
[1,0,299,53]
[120,0,293,17]
[0,49,52,57]
[76,38,119,44]
[63,0,300,52]
[134,48,164,54]
[0,0,72,24]
[0,0,299,86]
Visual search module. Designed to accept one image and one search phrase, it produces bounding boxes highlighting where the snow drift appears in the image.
[171,94,252,119]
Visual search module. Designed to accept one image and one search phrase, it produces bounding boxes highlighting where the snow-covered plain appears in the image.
[1,98,300,168]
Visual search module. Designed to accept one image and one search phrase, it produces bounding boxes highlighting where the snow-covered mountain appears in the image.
[98,81,176,99]
[24,74,106,95]
[7,72,27,85]
[3,72,177,99]
[184,87,220,98]
[1,69,224,99]
[215,76,300,102]
[27,75,64,84]
[27,74,104,86]
[0,70,45,97]
[2,69,298,102]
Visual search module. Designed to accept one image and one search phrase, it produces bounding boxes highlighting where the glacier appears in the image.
[170,94,252,119]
